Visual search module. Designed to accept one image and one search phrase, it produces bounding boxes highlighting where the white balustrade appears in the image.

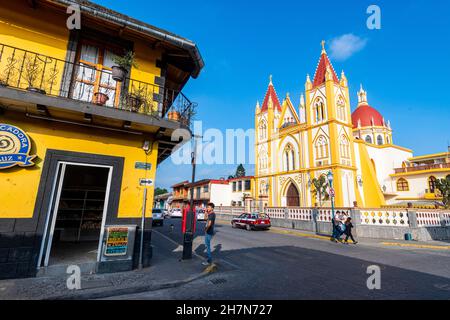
[416,211,442,227]
[266,208,285,219]
[416,211,450,227]
[360,210,409,227]
[288,208,312,221]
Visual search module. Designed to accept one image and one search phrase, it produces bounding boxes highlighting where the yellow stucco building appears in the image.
[254,42,449,210]
[0,0,203,279]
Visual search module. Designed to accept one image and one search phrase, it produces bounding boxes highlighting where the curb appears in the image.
[381,242,450,251]
[45,270,211,300]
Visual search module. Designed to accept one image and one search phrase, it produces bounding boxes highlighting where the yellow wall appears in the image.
[357,142,385,208]
[0,113,157,219]
[0,2,163,109]
[0,2,69,57]
[0,2,69,94]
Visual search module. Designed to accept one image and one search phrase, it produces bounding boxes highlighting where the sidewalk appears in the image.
[217,219,450,251]
[0,231,211,300]
[269,225,450,251]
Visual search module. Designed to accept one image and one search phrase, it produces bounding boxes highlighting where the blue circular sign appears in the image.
[0,124,36,169]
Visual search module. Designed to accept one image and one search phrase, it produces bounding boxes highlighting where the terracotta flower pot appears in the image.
[111,66,128,82]
[168,111,181,121]
[93,92,109,106]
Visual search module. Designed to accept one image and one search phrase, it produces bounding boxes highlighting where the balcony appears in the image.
[394,163,450,174]
[0,43,197,163]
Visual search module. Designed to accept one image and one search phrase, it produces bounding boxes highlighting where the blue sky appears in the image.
[95,0,450,190]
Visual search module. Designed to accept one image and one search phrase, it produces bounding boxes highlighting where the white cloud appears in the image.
[329,34,368,61]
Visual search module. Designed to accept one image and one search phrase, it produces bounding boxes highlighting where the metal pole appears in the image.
[139,188,147,269]
[330,180,335,220]
[182,134,200,260]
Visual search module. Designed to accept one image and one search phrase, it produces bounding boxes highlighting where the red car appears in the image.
[231,213,271,231]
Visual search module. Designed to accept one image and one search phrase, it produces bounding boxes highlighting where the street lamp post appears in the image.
[327,171,335,221]
[182,134,201,260]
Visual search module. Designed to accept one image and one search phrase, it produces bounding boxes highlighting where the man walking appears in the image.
[202,202,216,266]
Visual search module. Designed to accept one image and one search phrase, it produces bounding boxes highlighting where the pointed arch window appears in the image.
[315,136,329,160]
[340,135,350,159]
[365,135,373,144]
[283,144,296,171]
[259,120,267,140]
[314,98,325,123]
[337,96,346,121]
[397,178,409,192]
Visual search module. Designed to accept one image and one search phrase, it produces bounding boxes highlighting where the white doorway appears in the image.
[38,162,113,269]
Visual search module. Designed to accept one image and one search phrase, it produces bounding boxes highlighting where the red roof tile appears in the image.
[312,53,339,88]
[261,82,282,112]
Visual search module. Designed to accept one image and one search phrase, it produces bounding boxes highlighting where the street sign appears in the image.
[139,178,153,187]
[329,188,335,197]
[135,162,152,171]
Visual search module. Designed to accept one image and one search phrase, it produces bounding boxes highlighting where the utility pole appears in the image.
[182,134,202,260]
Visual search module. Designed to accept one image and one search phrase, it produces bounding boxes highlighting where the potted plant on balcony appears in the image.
[93,90,110,106]
[167,109,181,121]
[111,51,138,82]
[179,104,197,126]
[124,86,147,113]
[24,56,46,94]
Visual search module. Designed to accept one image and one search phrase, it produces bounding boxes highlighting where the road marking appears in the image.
[268,228,332,241]
[381,242,450,250]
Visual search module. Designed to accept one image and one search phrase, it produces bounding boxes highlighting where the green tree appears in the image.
[235,164,246,178]
[154,187,168,197]
[311,175,330,207]
[435,176,450,208]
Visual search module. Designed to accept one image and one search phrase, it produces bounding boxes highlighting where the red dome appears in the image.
[351,105,384,128]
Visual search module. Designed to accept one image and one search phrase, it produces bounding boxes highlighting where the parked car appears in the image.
[231,213,271,231]
[152,208,164,226]
[197,209,207,221]
[170,208,182,218]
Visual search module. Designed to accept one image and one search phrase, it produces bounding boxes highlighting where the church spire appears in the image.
[312,40,339,88]
[358,84,368,106]
[255,100,261,114]
[260,75,282,113]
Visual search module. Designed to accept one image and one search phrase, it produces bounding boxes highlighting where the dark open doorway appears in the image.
[45,164,110,267]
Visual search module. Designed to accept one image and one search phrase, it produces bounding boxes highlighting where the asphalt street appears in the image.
[111,217,450,300]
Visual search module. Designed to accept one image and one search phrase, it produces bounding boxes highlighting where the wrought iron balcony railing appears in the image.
[0,43,195,127]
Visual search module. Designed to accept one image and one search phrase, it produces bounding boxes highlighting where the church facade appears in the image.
[254,42,449,209]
